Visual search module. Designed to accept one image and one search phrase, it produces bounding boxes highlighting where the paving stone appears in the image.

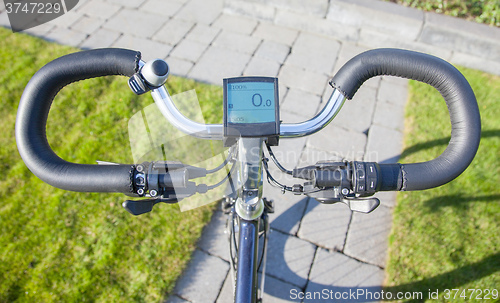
[278,110,312,129]
[243,56,281,77]
[275,10,359,42]
[254,40,290,64]
[376,78,408,106]
[265,230,316,288]
[77,0,121,20]
[166,56,194,77]
[330,85,377,133]
[344,205,392,268]
[103,9,166,39]
[79,28,121,49]
[173,249,229,303]
[170,39,208,62]
[372,99,405,132]
[305,248,384,302]
[211,14,258,35]
[278,64,328,96]
[165,294,190,303]
[45,10,80,28]
[327,0,423,40]
[217,271,301,302]
[186,24,220,45]
[71,15,104,35]
[277,83,289,104]
[285,32,340,75]
[307,124,367,161]
[176,0,223,24]
[71,0,90,11]
[0,12,10,28]
[261,274,302,302]
[213,31,261,55]
[364,125,403,163]
[44,27,87,47]
[217,273,234,302]
[252,22,298,46]
[113,35,173,61]
[106,0,146,9]
[298,199,351,251]
[140,0,184,18]
[374,191,397,208]
[154,18,194,46]
[22,22,55,37]
[224,0,276,22]
[298,146,345,166]
[263,183,309,236]
[197,211,229,261]
[281,88,321,120]
[189,46,251,84]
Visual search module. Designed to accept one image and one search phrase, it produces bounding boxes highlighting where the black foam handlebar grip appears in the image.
[331,49,481,191]
[16,48,141,193]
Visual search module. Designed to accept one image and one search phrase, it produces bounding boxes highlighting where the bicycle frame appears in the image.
[228,137,267,303]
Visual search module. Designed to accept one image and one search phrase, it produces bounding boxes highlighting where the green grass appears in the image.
[386,0,500,27]
[0,27,224,302]
[384,66,500,301]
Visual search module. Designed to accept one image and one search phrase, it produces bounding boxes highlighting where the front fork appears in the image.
[226,201,272,303]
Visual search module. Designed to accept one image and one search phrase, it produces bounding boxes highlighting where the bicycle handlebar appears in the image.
[15,48,141,193]
[15,48,480,195]
[331,49,481,191]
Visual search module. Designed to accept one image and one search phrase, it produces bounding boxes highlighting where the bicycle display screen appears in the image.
[223,77,279,145]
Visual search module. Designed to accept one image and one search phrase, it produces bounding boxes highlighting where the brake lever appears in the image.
[122,198,179,216]
[304,185,380,213]
[341,196,380,213]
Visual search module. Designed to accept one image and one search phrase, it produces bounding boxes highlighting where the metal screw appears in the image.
[136,176,145,185]
[137,188,145,196]
[150,189,158,197]
[341,188,349,195]
[136,164,144,172]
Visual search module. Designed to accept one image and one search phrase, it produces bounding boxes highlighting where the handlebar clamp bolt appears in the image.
[136,164,144,172]
[150,189,158,197]
[137,188,145,196]
[341,188,349,195]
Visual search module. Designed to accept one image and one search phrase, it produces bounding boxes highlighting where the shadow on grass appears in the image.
[399,129,500,160]
[424,194,500,211]
[383,252,500,302]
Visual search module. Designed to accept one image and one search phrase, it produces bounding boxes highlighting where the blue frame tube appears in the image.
[234,219,259,303]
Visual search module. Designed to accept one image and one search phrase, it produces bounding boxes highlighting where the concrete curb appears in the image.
[225,0,500,76]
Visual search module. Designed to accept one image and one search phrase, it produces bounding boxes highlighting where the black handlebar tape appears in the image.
[331,49,481,191]
[16,48,141,193]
